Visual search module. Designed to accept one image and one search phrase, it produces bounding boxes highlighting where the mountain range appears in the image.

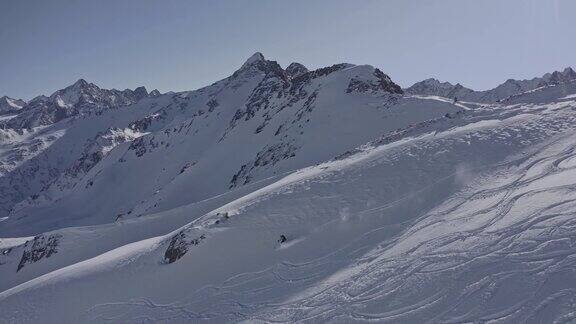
[1,53,576,323]
[405,67,576,103]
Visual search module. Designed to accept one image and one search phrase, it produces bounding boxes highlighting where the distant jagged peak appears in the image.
[562,67,576,78]
[418,78,448,86]
[542,67,576,84]
[408,78,457,89]
[132,86,149,100]
[495,67,576,88]
[42,79,156,108]
[489,67,576,101]
[232,52,287,82]
[30,94,50,103]
[0,95,26,114]
[407,66,576,103]
[0,95,26,107]
[48,79,105,108]
[55,79,101,97]
[72,78,89,88]
[52,78,98,95]
[405,78,474,97]
[452,82,469,89]
[420,77,440,83]
[4,79,158,129]
[240,52,266,69]
[51,79,152,97]
[286,62,309,78]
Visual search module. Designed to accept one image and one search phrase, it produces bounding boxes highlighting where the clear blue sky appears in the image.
[1,0,574,100]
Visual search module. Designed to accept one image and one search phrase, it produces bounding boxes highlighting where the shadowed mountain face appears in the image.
[2,54,576,323]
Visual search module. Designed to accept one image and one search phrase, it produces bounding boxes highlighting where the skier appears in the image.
[278,235,287,244]
[453,97,458,104]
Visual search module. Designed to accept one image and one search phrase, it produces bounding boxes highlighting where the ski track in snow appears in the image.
[94,135,576,322]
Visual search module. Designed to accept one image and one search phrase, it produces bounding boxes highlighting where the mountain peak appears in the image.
[541,67,576,85]
[241,52,266,68]
[286,62,309,78]
[133,86,149,100]
[405,78,473,98]
[562,67,576,78]
[72,78,90,88]
[232,52,288,82]
[422,78,442,84]
[54,79,97,97]
[0,95,25,105]
[48,79,99,105]
[0,96,26,114]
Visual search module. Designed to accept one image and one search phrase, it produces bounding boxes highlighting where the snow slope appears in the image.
[2,55,576,323]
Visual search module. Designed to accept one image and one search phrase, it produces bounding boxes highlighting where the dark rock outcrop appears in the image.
[17,234,62,272]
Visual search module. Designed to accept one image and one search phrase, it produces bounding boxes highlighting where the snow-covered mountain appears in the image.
[0,52,446,236]
[404,78,476,100]
[2,53,576,323]
[0,96,26,115]
[406,67,576,103]
[4,79,157,129]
